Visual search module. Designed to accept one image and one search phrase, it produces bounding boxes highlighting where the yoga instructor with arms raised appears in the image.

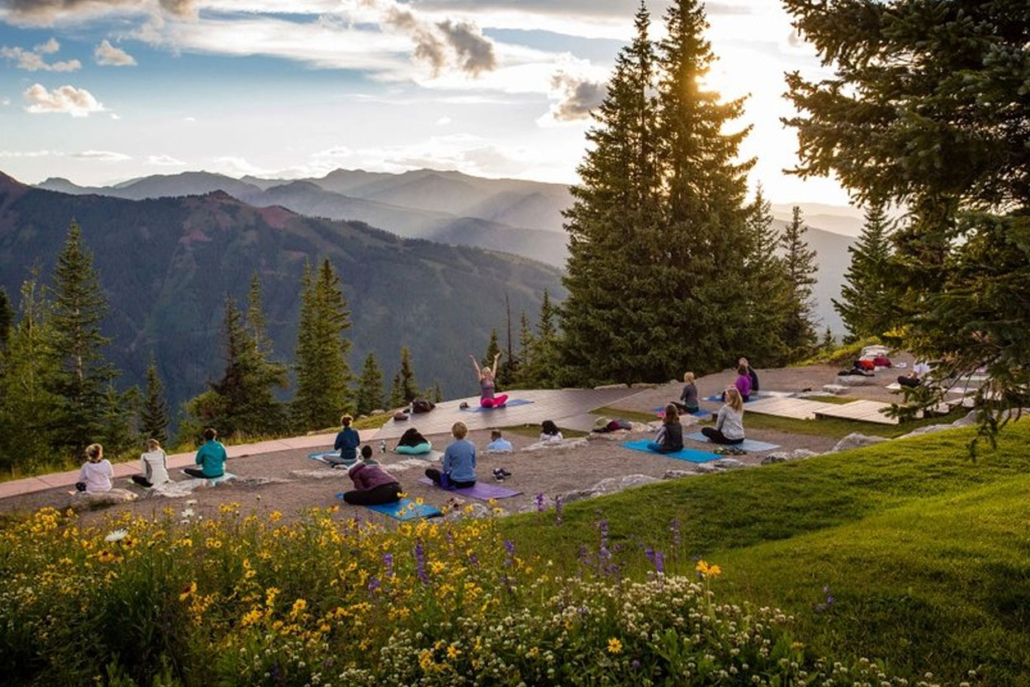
[471,352,508,408]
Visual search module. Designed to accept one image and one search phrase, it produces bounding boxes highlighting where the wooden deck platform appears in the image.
[814,399,899,425]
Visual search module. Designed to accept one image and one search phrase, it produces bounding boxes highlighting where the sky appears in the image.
[0,0,851,205]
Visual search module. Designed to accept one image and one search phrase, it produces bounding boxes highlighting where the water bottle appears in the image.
[379,440,386,454]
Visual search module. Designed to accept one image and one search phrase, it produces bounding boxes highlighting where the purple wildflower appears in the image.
[645,546,655,566]
[554,495,563,526]
[414,539,429,585]
[468,550,479,567]
[655,550,665,575]
[368,576,381,592]
[503,539,515,566]
[383,553,394,578]
[631,659,641,670]
[670,518,681,548]
[535,493,546,512]
[598,518,609,550]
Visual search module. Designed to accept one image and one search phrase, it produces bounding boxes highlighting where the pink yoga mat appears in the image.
[418,477,522,500]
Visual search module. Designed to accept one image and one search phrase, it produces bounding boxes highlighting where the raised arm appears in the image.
[470,354,482,379]
[490,352,501,376]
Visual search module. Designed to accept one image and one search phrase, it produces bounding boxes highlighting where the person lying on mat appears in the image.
[485,429,513,451]
[471,352,509,408]
[647,404,685,453]
[739,357,759,393]
[702,388,746,446]
[540,420,563,443]
[396,427,432,454]
[341,445,402,506]
[672,371,700,414]
[426,421,476,488]
[185,428,227,479]
[334,414,361,464]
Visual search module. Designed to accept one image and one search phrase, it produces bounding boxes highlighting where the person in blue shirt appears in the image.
[333,414,361,465]
[426,421,476,488]
[185,428,227,478]
[485,429,513,451]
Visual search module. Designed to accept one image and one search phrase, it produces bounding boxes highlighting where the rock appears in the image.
[821,384,849,395]
[590,474,661,495]
[522,438,589,452]
[371,408,385,415]
[663,469,699,480]
[899,424,953,439]
[951,410,978,428]
[831,433,889,453]
[836,375,877,387]
[760,449,818,465]
[761,454,787,465]
[67,488,137,511]
[691,463,721,474]
[556,488,599,505]
[713,458,747,470]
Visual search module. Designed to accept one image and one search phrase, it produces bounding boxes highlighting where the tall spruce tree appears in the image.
[49,222,119,457]
[292,260,354,430]
[355,352,385,416]
[140,353,170,444]
[388,372,405,409]
[780,207,819,360]
[0,276,61,473]
[398,347,419,404]
[481,329,501,372]
[0,287,12,352]
[740,184,790,366]
[560,1,664,384]
[833,201,896,340]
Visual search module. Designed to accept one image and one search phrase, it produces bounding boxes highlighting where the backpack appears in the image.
[411,398,435,414]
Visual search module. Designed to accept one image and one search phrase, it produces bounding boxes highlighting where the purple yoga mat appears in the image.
[418,477,522,500]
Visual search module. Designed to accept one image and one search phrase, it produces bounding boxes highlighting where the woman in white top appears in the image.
[76,443,114,493]
[131,438,170,488]
[701,387,746,445]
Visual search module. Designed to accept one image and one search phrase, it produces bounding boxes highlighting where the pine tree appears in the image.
[820,327,835,352]
[0,276,61,473]
[98,384,139,457]
[512,310,535,387]
[0,287,13,352]
[355,352,385,416]
[140,353,170,444]
[292,260,354,430]
[481,329,502,373]
[398,347,419,404]
[833,200,896,340]
[49,222,119,457]
[388,372,405,409]
[740,184,790,366]
[780,207,819,360]
[560,0,664,384]
[431,381,444,404]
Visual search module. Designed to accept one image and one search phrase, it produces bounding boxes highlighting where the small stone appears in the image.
[713,457,747,470]
[831,433,889,453]
[663,469,698,480]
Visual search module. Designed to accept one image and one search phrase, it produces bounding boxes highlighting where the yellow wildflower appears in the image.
[607,638,622,654]
[446,644,461,660]
[179,581,197,602]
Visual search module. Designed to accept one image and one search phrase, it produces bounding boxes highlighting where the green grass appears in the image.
[796,336,883,367]
[591,405,660,423]
[741,407,968,439]
[499,421,1030,685]
[353,412,392,431]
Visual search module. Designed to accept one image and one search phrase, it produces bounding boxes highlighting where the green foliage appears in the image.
[783,0,1030,441]
[0,276,62,475]
[49,221,119,458]
[0,287,12,352]
[561,0,756,385]
[501,421,1030,685]
[397,346,419,404]
[480,328,501,375]
[833,201,896,340]
[140,354,170,444]
[739,185,791,366]
[780,207,819,361]
[292,261,354,430]
[388,372,405,409]
[355,352,385,416]
[516,289,562,389]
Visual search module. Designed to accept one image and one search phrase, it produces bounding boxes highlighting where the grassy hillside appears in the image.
[500,422,1030,685]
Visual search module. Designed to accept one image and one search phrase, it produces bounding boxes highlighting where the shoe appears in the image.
[498,468,512,477]
[492,469,506,481]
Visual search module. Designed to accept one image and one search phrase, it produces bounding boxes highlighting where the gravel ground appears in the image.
[0,362,916,527]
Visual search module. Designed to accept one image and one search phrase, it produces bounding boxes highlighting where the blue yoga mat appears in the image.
[653,406,710,418]
[683,432,780,452]
[338,495,442,520]
[703,394,762,404]
[459,398,534,413]
[621,440,720,463]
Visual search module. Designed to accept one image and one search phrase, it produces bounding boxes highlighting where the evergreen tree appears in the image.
[398,347,419,403]
[292,261,354,430]
[740,184,790,366]
[355,352,385,416]
[833,201,896,340]
[140,353,170,444]
[431,381,444,404]
[49,222,118,457]
[0,276,61,473]
[560,1,664,384]
[780,207,819,360]
[481,329,502,372]
[98,384,139,457]
[511,310,535,387]
[820,327,835,352]
[388,372,405,409]
[0,287,12,352]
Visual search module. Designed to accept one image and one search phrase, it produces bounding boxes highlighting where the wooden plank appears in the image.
[814,399,899,425]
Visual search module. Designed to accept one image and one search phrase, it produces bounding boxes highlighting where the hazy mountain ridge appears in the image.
[3,172,564,413]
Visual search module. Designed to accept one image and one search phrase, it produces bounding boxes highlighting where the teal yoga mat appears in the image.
[621,440,720,463]
[683,432,780,452]
[338,495,442,520]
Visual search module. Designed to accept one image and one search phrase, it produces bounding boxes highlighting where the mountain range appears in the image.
[38,169,857,333]
[1,171,564,414]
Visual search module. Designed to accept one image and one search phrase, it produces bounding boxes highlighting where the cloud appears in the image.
[0,149,57,158]
[542,68,606,123]
[0,0,197,26]
[1,38,81,71]
[436,116,451,125]
[23,83,106,117]
[146,154,186,166]
[95,39,137,66]
[372,0,496,77]
[70,150,131,161]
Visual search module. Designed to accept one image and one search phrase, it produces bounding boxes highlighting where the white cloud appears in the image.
[184,116,196,122]
[436,116,452,125]
[95,39,137,66]
[146,154,186,166]
[1,0,197,27]
[70,150,132,161]
[23,83,107,117]
[0,149,57,158]
[539,68,606,125]
[110,112,121,119]
[1,38,82,72]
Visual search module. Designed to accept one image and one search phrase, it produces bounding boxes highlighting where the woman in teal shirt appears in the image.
[185,427,227,478]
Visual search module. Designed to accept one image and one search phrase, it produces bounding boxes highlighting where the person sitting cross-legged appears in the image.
[426,421,476,489]
[702,388,746,446]
[647,404,685,453]
[184,428,227,479]
[341,446,403,506]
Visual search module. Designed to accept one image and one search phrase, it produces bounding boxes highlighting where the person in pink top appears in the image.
[341,446,402,506]
[470,352,509,408]
[75,443,113,493]
[734,365,753,402]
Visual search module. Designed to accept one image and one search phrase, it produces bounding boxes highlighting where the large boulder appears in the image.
[831,433,889,453]
[663,469,700,480]
[66,488,137,511]
[712,457,747,470]
[522,438,589,452]
[761,448,819,465]
[821,384,850,395]
[835,374,878,387]
[590,474,661,495]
